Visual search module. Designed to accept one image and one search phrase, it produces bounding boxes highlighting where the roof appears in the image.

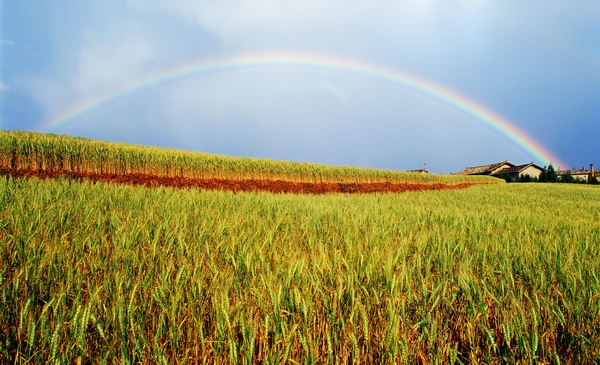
[458,161,514,175]
[558,167,590,175]
[500,162,544,174]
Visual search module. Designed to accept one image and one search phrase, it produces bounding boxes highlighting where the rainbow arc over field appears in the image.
[39,51,566,168]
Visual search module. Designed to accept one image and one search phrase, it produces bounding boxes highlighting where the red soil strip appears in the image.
[0,165,485,194]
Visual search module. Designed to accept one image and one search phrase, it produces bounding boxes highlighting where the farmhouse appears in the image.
[458,161,514,176]
[558,164,598,182]
[497,162,545,181]
[458,161,545,181]
[407,164,428,174]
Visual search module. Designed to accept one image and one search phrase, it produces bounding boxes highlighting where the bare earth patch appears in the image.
[0,165,487,194]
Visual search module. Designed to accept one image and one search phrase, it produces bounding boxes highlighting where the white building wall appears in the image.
[520,166,542,179]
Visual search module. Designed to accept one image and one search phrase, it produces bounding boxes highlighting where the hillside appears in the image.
[0,130,499,194]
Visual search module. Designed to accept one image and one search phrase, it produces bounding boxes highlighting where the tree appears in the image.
[547,164,558,182]
[496,172,513,183]
[539,169,548,183]
[560,171,575,183]
[519,174,533,183]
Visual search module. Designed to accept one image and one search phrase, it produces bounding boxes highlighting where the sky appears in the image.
[1,1,598,173]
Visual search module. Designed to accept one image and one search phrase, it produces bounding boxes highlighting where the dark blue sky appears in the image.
[1,1,598,172]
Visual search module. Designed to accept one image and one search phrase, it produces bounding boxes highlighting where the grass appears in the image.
[1,175,599,364]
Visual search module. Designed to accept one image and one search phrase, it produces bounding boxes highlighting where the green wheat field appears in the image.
[1,131,599,364]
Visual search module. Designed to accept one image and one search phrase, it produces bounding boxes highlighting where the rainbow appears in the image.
[38,51,566,168]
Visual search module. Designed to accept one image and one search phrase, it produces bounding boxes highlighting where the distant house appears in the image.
[558,164,599,182]
[458,161,545,181]
[407,164,428,174]
[558,167,589,181]
[458,161,515,176]
[499,162,545,181]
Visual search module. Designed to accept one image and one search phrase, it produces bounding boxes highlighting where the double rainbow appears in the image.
[38,51,566,168]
